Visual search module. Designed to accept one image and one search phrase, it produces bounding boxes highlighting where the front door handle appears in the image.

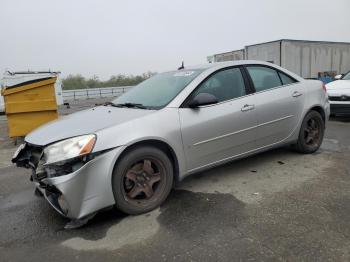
[292,91,303,98]
[241,104,255,112]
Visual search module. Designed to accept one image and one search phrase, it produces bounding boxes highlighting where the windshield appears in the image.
[342,72,350,80]
[112,69,203,109]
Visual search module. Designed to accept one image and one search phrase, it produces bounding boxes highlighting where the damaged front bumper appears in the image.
[12,143,124,219]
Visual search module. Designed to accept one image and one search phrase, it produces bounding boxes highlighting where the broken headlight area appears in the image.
[12,134,98,181]
[12,143,44,170]
[40,154,96,178]
[43,134,96,165]
[12,142,105,182]
[35,151,106,181]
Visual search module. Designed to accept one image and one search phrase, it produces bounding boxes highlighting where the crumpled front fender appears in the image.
[38,146,125,219]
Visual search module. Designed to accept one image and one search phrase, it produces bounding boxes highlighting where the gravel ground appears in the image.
[1,99,350,261]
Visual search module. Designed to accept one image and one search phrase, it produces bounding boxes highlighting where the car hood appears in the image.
[25,106,155,146]
[326,80,350,91]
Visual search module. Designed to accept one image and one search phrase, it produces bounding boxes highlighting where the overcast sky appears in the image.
[0,0,349,79]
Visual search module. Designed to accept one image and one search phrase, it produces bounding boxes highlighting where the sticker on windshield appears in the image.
[173,71,195,77]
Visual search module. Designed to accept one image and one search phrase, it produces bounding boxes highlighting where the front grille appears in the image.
[329,95,350,101]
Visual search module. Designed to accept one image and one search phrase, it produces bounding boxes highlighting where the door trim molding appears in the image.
[193,114,294,147]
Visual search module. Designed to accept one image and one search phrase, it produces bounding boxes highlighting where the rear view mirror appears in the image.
[334,74,343,80]
[188,93,218,108]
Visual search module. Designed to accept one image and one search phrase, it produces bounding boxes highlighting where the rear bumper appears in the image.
[35,146,124,219]
[330,104,350,115]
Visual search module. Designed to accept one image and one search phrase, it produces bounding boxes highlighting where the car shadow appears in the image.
[179,146,295,183]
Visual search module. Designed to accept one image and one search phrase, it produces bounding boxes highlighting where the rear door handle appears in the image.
[241,104,255,112]
[292,91,303,98]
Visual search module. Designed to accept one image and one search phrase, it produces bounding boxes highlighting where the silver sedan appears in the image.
[13,60,329,226]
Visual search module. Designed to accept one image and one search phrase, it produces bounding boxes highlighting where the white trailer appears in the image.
[209,39,350,82]
[245,40,350,79]
[0,71,63,113]
[212,49,245,62]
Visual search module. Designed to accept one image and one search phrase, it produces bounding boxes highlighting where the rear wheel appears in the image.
[294,110,324,153]
[112,146,173,215]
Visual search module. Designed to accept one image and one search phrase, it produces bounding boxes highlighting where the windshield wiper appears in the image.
[117,103,147,109]
[112,102,147,109]
[104,101,119,107]
[104,101,149,109]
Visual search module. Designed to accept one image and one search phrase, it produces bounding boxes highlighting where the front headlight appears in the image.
[43,134,96,165]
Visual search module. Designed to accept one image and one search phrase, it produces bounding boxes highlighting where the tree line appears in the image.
[62,72,155,90]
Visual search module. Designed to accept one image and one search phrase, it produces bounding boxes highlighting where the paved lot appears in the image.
[1,101,350,261]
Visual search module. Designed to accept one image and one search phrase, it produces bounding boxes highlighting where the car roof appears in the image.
[184,60,276,70]
[182,60,304,82]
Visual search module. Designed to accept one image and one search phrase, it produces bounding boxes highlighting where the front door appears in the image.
[179,67,257,172]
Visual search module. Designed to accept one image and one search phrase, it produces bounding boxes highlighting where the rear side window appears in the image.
[278,71,297,85]
[246,66,282,92]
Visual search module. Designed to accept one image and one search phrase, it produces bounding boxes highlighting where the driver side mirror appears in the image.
[188,93,218,108]
[334,74,343,80]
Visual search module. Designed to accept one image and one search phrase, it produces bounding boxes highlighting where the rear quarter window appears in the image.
[278,71,297,85]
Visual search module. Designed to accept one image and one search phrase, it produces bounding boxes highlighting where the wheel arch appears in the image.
[114,139,180,183]
[290,104,327,144]
[308,105,326,123]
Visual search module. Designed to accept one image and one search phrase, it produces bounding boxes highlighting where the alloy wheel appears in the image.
[123,159,164,203]
[303,118,321,146]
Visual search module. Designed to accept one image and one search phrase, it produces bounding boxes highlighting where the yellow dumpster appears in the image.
[1,77,59,138]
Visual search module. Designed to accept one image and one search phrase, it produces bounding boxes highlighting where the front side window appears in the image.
[191,68,246,103]
[246,66,282,92]
[112,69,204,109]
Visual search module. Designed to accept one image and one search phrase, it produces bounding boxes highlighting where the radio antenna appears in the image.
[177,61,184,70]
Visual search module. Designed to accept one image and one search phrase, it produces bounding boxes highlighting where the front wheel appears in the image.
[112,146,173,215]
[294,110,325,154]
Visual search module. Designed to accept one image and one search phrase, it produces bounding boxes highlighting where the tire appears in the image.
[294,110,325,154]
[112,146,173,215]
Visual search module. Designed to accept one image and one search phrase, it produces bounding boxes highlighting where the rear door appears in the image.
[178,67,257,172]
[245,65,305,148]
